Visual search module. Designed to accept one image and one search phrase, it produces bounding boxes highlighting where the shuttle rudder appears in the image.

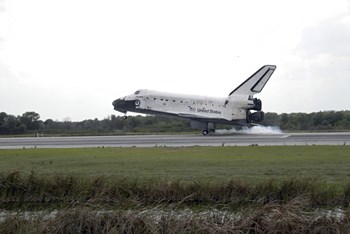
[229,65,276,96]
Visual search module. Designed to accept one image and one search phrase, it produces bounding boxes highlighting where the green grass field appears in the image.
[1,145,350,185]
[1,146,350,233]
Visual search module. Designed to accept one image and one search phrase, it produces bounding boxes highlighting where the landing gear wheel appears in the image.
[123,115,128,120]
[202,130,209,135]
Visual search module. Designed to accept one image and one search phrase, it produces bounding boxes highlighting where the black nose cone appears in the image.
[112,98,127,113]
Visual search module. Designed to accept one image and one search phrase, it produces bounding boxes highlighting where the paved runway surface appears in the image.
[0,132,349,149]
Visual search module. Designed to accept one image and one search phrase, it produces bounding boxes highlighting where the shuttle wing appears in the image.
[229,65,276,96]
[178,113,228,122]
[178,113,213,119]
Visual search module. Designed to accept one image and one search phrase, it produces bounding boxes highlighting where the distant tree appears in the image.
[263,112,280,126]
[44,119,58,131]
[44,119,54,127]
[1,115,26,134]
[2,110,350,135]
[0,112,7,123]
[0,112,8,134]
[20,111,41,130]
[279,113,289,130]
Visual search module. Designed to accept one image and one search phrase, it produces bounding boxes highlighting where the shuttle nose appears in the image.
[113,97,139,114]
[112,98,127,113]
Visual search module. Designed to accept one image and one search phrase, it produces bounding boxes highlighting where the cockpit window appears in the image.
[134,90,140,95]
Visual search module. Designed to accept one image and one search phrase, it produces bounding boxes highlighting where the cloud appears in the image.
[1,0,350,120]
[297,14,350,58]
[0,61,14,81]
[0,0,5,12]
[285,4,350,113]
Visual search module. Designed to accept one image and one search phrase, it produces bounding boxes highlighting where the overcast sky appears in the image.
[1,0,349,121]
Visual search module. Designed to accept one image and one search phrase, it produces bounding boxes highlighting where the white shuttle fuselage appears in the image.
[113,65,276,135]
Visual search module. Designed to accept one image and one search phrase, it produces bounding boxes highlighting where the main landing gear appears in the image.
[201,122,216,135]
[202,129,215,136]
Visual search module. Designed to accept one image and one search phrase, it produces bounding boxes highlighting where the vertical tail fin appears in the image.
[229,65,276,96]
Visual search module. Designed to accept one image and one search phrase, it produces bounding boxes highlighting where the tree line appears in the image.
[264,111,350,131]
[0,110,349,135]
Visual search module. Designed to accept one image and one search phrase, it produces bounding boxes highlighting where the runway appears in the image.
[0,132,349,149]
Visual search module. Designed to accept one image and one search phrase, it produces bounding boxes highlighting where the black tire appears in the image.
[135,100,140,106]
[202,130,209,135]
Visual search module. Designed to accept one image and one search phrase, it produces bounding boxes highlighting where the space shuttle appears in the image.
[113,65,276,135]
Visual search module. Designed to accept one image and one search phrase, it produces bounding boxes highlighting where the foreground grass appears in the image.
[1,171,350,210]
[1,206,350,233]
[1,172,350,233]
[0,146,350,185]
[1,146,350,233]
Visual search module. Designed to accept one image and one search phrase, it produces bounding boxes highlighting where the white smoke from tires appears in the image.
[215,126,282,135]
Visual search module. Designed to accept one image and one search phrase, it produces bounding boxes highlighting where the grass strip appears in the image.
[1,171,350,210]
[0,146,350,185]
